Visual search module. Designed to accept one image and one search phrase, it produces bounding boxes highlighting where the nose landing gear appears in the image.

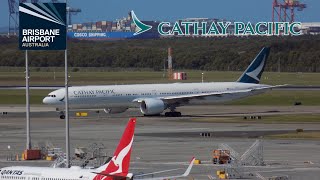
[59,111,65,119]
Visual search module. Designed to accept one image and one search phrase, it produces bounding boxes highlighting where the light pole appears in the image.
[26,50,31,150]
[65,0,70,168]
[201,72,204,83]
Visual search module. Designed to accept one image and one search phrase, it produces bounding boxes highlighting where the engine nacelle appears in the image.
[103,107,128,114]
[140,98,165,115]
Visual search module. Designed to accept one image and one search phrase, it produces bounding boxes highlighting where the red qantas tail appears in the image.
[95,118,136,178]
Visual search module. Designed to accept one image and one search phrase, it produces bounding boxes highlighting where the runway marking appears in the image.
[150,128,212,131]
[253,167,320,173]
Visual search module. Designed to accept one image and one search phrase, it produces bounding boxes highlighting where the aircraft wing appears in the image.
[134,157,195,180]
[160,85,285,103]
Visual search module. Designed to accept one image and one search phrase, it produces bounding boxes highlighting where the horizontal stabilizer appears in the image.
[92,172,127,178]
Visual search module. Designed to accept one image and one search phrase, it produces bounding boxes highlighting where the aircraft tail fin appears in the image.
[95,118,136,177]
[237,47,270,84]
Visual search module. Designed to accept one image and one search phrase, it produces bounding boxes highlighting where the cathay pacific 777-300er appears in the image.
[43,47,283,118]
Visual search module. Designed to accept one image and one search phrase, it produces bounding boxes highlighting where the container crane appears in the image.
[7,0,28,35]
[272,0,306,23]
[49,0,82,25]
[7,0,19,35]
[67,7,81,25]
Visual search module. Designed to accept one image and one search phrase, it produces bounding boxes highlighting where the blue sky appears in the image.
[0,0,318,27]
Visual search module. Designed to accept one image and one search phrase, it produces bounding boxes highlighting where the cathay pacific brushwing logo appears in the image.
[246,54,266,82]
[131,10,152,36]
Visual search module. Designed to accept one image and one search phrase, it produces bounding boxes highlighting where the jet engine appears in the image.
[104,107,128,114]
[140,98,165,115]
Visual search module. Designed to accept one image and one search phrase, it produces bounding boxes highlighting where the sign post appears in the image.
[25,50,30,150]
[19,2,68,166]
[64,48,70,168]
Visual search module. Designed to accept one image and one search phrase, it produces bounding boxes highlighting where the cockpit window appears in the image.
[47,95,56,97]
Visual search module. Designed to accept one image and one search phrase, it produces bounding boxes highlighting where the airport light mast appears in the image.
[64,0,70,168]
[167,47,173,80]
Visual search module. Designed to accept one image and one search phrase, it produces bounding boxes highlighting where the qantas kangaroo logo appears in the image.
[93,118,136,180]
[106,136,134,175]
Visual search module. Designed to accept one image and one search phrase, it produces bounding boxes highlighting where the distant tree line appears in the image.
[0,35,319,72]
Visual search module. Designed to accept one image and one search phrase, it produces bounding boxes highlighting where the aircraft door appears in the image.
[152,90,158,96]
[27,175,41,180]
[193,88,200,94]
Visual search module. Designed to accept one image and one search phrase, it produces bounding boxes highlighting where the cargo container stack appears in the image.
[66,12,160,40]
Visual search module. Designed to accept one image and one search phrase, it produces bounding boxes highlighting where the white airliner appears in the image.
[0,118,195,180]
[43,47,281,118]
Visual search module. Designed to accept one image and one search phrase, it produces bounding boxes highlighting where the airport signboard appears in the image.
[19,3,66,50]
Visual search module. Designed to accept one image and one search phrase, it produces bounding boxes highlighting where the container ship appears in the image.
[67,12,159,40]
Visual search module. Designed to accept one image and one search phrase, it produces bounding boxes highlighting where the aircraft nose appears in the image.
[43,97,48,104]
[43,97,50,104]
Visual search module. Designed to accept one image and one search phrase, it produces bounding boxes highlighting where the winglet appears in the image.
[132,157,195,180]
[237,47,270,84]
[182,157,195,177]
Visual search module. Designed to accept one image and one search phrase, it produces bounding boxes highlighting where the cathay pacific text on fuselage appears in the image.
[158,21,301,36]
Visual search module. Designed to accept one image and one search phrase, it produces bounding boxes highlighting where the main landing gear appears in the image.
[164,111,182,117]
[164,106,182,117]
[143,114,161,117]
